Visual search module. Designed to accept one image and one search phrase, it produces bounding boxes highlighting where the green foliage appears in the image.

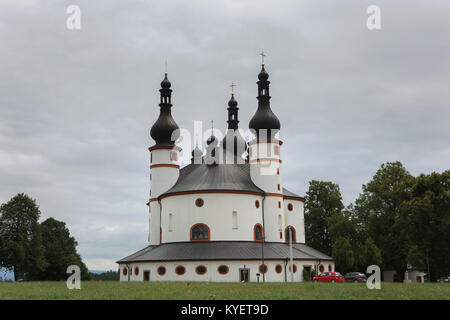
[38,218,90,281]
[357,238,382,270]
[0,193,46,280]
[305,181,344,256]
[331,237,354,273]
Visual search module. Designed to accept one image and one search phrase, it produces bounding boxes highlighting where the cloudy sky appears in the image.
[1,0,449,270]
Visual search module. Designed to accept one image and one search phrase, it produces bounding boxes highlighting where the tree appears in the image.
[398,171,450,281]
[357,237,382,270]
[305,180,345,256]
[354,162,414,281]
[38,218,90,280]
[0,193,47,280]
[331,237,354,274]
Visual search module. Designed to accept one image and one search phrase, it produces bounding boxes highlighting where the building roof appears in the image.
[161,163,264,196]
[159,163,304,200]
[117,241,332,263]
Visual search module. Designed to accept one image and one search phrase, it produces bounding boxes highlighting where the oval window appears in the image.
[289,265,298,273]
[218,265,229,275]
[195,198,204,207]
[275,264,282,274]
[196,265,207,275]
[157,266,166,276]
[255,200,260,208]
[287,203,293,211]
[319,264,325,273]
[175,266,186,275]
[259,264,268,274]
[122,267,128,276]
[134,266,139,276]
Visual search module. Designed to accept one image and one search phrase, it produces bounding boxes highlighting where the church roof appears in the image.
[159,163,304,200]
[117,241,332,263]
[160,163,264,197]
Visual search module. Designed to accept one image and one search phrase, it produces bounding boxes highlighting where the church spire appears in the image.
[150,72,180,145]
[249,52,280,140]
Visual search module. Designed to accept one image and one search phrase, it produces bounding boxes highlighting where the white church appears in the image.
[117,61,334,282]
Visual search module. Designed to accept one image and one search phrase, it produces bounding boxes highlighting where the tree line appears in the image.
[304,161,450,281]
[0,193,90,281]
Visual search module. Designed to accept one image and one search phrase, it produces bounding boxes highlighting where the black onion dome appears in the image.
[206,134,218,146]
[222,129,247,159]
[160,73,171,88]
[258,65,269,81]
[150,73,179,145]
[228,94,238,108]
[249,65,280,138]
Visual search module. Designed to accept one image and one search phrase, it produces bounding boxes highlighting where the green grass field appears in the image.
[0,281,449,300]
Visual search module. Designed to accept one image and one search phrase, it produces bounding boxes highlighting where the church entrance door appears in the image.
[239,268,250,282]
[144,270,150,281]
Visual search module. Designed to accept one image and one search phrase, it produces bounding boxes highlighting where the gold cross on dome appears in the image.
[164,60,168,74]
[260,50,266,65]
[230,82,236,94]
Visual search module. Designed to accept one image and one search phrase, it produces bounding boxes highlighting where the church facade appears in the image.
[117,62,334,282]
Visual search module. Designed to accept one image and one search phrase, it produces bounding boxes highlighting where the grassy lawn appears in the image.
[0,281,449,300]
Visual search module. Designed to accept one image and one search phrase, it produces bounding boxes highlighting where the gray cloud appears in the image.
[1,0,449,269]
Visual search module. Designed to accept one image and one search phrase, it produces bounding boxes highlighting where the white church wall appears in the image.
[119,259,333,282]
[284,199,305,243]
[161,193,264,242]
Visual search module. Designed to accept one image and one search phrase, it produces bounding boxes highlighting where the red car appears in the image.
[313,272,345,283]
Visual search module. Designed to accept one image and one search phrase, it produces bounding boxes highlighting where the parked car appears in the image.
[437,277,450,283]
[313,272,345,283]
[344,272,368,283]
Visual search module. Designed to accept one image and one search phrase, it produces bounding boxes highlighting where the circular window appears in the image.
[259,264,268,274]
[122,267,127,276]
[195,265,207,275]
[175,266,186,275]
[218,265,229,275]
[195,198,204,207]
[289,265,298,273]
[134,266,139,276]
[275,264,283,274]
[287,203,293,211]
[255,200,260,208]
[157,266,166,276]
[319,264,324,273]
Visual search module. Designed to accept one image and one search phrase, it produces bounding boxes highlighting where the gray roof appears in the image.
[117,241,332,263]
[160,163,304,200]
[161,163,264,196]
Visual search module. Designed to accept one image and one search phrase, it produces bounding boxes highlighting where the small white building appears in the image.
[117,63,334,282]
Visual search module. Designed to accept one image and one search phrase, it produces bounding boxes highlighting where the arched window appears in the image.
[254,224,263,242]
[190,223,210,241]
[285,226,296,243]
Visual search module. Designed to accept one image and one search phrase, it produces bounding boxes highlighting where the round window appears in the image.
[195,198,204,207]
[287,203,293,211]
[175,266,186,275]
[255,200,260,208]
[157,266,166,276]
[275,264,282,274]
[196,265,207,275]
[259,264,268,274]
[218,265,229,275]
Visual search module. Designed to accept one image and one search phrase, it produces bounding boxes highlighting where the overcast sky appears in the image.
[1,0,449,270]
